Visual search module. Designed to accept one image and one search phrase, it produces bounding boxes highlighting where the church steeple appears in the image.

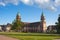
[41,12,45,21]
[40,11,46,32]
[16,11,21,21]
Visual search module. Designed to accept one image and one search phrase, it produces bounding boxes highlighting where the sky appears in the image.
[0,0,60,26]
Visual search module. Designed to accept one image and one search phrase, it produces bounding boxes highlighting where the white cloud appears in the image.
[0,2,5,6]
[4,0,19,5]
[55,0,60,7]
[35,0,50,4]
[34,0,50,7]
[34,0,57,11]
[20,0,33,5]
[20,0,57,11]
[0,0,60,11]
[46,6,57,11]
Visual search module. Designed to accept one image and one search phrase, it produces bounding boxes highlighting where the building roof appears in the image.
[24,22,40,27]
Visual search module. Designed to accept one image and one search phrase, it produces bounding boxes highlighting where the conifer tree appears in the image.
[56,14,60,34]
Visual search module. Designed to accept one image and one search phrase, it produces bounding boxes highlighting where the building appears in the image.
[0,26,2,31]
[16,12,47,33]
[0,11,47,32]
[47,25,57,33]
[0,23,11,32]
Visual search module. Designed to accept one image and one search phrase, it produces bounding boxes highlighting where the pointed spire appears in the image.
[41,9,44,17]
[16,10,21,21]
[41,11,45,21]
[41,11,44,16]
[17,9,20,16]
[41,9,44,16]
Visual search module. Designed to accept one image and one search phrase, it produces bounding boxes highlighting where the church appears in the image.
[16,12,47,33]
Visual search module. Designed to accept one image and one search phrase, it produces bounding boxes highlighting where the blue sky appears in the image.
[0,0,60,26]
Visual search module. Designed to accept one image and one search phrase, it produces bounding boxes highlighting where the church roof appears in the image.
[24,22,41,27]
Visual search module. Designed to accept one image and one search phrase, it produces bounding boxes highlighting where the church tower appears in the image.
[16,11,21,21]
[41,12,46,32]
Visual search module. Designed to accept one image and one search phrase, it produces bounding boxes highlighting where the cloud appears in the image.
[35,0,50,4]
[46,6,57,11]
[0,0,60,11]
[4,0,19,5]
[55,0,60,7]
[20,0,33,5]
[0,0,19,6]
[20,0,57,11]
[0,2,5,6]
[34,0,51,9]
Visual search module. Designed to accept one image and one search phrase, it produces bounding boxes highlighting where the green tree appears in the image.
[56,14,60,34]
[11,12,24,32]
[11,19,24,32]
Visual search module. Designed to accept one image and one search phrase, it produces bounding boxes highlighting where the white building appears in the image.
[0,26,2,31]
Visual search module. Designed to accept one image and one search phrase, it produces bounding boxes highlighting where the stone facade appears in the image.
[0,12,47,32]
[0,23,11,32]
[22,12,47,33]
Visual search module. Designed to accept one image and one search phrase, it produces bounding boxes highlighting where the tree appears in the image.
[11,19,24,32]
[11,12,24,32]
[56,14,60,34]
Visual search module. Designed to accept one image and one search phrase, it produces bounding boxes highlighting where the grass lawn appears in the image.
[0,32,60,40]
